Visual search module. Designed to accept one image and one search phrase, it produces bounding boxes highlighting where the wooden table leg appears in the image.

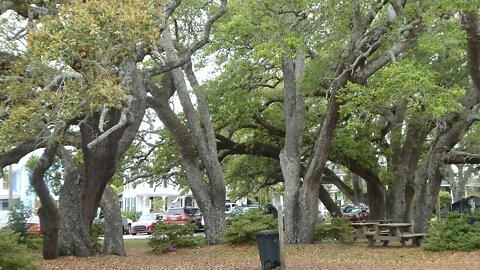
[367,236,376,247]
[412,237,422,247]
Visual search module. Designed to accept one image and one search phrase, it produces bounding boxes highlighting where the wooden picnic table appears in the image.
[351,222,379,241]
[367,219,392,224]
[365,223,426,247]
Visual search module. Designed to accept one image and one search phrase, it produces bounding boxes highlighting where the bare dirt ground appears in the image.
[40,240,480,270]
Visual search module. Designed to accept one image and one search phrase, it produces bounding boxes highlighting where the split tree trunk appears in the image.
[150,25,227,244]
[58,112,125,256]
[58,61,146,257]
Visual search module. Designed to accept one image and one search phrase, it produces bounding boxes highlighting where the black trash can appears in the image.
[255,230,280,270]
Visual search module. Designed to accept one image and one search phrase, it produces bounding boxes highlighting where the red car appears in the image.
[26,216,42,235]
[341,204,370,222]
[162,207,203,229]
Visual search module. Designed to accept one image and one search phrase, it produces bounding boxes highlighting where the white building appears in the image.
[0,165,36,225]
[121,180,196,214]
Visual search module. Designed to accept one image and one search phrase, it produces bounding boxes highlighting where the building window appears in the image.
[12,172,20,192]
[184,196,193,207]
[132,197,136,211]
[1,199,8,211]
[163,179,168,188]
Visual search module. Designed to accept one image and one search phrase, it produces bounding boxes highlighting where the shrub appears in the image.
[423,212,480,252]
[122,211,142,222]
[223,209,277,244]
[148,223,204,253]
[0,229,40,270]
[314,217,354,243]
[23,234,43,250]
[91,222,104,252]
[7,199,32,238]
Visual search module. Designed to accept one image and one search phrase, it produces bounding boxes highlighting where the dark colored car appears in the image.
[130,213,163,235]
[341,204,369,222]
[162,207,203,229]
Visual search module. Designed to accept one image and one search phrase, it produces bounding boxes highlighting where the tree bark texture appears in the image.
[100,185,126,256]
[367,180,386,220]
[389,117,430,222]
[351,174,365,204]
[280,55,308,244]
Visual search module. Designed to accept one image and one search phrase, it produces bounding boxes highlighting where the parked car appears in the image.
[225,203,237,215]
[94,209,133,235]
[201,203,239,227]
[122,216,132,235]
[316,211,325,224]
[228,204,265,221]
[341,204,369,222]
[163,207,203,229]
[129,213,163,235]
[26,215,42,235]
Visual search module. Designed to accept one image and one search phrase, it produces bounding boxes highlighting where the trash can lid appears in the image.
[255,230,279,236]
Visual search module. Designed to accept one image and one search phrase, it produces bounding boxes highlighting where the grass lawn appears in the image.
[40,239,480,270]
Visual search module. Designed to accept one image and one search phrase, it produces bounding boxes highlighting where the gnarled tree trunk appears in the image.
[58,112,126,256]
[58,62,146,257]
[29,142,60,259]
[147,21,228,244]
[100,185,126,256]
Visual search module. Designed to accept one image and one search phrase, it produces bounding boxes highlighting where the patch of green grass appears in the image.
[124,239,148,250]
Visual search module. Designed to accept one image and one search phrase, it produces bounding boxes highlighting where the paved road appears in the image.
[122,231,205,240]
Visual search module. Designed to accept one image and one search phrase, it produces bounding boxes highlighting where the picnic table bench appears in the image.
[364,223,426,247]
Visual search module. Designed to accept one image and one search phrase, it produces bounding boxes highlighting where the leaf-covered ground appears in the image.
[40,240,480,270]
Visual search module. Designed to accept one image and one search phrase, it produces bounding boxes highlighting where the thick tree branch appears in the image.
[87,106,133,149]
[463,12,480,99]
[253,113,285,138]
[43,72,83,91]
[445,151,480,164]
[322,167,356,201]
[148,0,227,76]
[356,19,424,82]
[216,134,282,161]
[0,138,47,168]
